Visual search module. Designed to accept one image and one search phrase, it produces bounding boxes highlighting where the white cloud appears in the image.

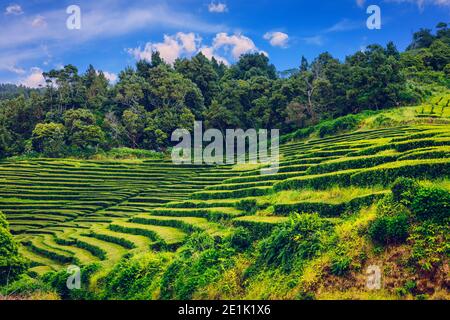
[208,2,228,13]
[199,46,229,65]
[213,33,261,59]
[176,32,202,53]
[263,32,289,48]
[21,67,46,88]
[5,4,23,15]
[102,71,118,83]
[31,15,47,28]
[128,31,262,66]
[128,32,201,64]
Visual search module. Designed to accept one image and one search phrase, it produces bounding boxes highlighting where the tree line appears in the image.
[0,23,449,158]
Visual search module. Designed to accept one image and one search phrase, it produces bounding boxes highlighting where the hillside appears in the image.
[0,103,449,300]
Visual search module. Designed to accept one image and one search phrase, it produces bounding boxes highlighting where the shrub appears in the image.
[0,212,28,285]
[235,199,257,214]
[42,263,100,299]
[256,213,332,272]
[192,187,270,200]
[408,222,449,271]
[232,218,281,239]
[368,212,410,245]
[274,170,356,192]
[391,177,419,204]
[330,255,352,276]
[410,186,450,222]
[394,138,450,153]
[274,193,386,217]
[0,274,54,298]
[227,227,252,251]
[306,155,399,175]
[160,234,235,299]
[349,160,450,187]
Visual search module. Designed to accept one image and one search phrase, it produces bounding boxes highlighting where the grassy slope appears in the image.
[1,97,449,300]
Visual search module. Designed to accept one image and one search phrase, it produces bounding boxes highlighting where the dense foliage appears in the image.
[0,212,28,285]
[1,23,449,159]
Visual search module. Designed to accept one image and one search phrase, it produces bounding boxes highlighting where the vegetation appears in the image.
[0,212,28,286]
[1,23,449,159]
[0,23,449,300]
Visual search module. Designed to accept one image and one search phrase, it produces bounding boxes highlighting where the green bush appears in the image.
[255,213,332,272]
[408,222,449,271]
[274,193,385,217]
[330,255,352,276]
[274,170,356,191]
[394,138,450,153]
[368,212,410,245]
[391,177,420,204]
[235,199,257,214]
[42,263,100,300]
[306,155,399,175]
[232,218,280,239]
[227,227,252,251]
[192,187,270,200]
[99,255,168,299]
[0,274,53,297]
[131,217,198,234]
[0,212,28,285]
[349,160,450,187]
[86,232,136,249]
[160,232,235,299]
[410,186,450,222]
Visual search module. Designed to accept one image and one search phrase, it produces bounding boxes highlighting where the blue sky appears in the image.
[1,0,449,87]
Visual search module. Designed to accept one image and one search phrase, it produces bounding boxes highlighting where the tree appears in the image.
[0,114,12,158]
[43,65,87,113]
[407,28,435,50]
[226,53,277,80]
[146,64,205,118]
[83,65,109,112]
[114,69,147,112]
[0,211,28,285]
[428,40,450,71]
[175,52,219,106]
[204,100,233,133]
[300,56,309,72]
[32,122,66,157]
[122,106,146,148]
[145,106,194,150]
[285,101,308,128]
[436,22,450,44]
[63,109,104,153]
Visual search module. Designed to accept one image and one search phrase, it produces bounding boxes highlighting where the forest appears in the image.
[0,23,448,159]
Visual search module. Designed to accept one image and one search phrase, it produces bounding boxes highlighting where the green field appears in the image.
[0,108,449,300]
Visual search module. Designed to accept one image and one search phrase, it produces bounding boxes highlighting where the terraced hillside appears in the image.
[1,122,449,279]
[0,160,240,273]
